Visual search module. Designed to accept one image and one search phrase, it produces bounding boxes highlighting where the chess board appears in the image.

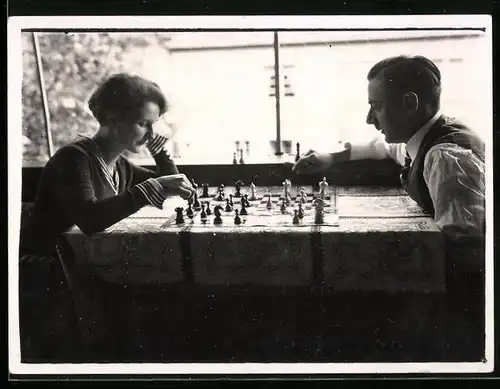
[162,185,339,228]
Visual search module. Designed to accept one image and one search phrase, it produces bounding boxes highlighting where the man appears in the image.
[293,55,485,237]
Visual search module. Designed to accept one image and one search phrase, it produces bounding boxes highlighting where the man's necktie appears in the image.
[400,151,412,189]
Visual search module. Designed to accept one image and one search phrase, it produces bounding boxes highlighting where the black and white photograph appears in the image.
[8,15,493,376]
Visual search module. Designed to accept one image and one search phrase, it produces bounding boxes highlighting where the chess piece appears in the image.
[213,205,223,225]
[314,198,325,224]
[282,179,292,205]
[200,203,207,222]
[229,194,234,206]
[319,177,329,199]
[300,187,307,203]
[234,209,242,225]
[175,207,184,225]
[295,142,301,162]
[215,184,225,201]
[243,194,251,207]
[249,182,257,201]
[245,140,250,156]
[292,209,300,225]
[205,201,212,215]
[240,201,248,215]
[298,203,304,219]
[186,202,194,218]
[192,192,201,210]
[233,152,237,164]
[239,149,244,164]
[280,199,287,214]
[234,180,244,197]
[225,198,233,212]
[201,183,210,198]
[266,195,273,210]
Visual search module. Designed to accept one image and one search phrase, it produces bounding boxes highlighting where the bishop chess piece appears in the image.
[292,209,300,225]
[234,209,242,225]
[213,205,223,225]
[175,207,184,225]
[225,198,233,212]
[295,142,301,162]
[319,177,329,199]
[201,183,210,198]
[205,201,212,215]
[266,194,273,210]
[192,192,201,210]
[186,201,194,218]
[249,182,257,201]
[234,180,244,197]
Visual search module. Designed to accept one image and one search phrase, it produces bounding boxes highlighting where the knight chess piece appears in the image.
[234,180,244,197]
[175,207,184,225]
[213,205,223,225]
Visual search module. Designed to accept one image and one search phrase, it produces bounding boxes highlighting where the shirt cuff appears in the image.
[135,178,166,209]
[348,136,391,161]
[147,133,169,156]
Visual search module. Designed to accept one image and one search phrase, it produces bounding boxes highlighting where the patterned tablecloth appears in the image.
[64,186,445,293]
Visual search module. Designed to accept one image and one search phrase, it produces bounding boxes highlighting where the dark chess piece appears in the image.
[234,209,242,225]
[215,184,225,201]
[214,205,223,225]
[234,180,244,197]
[298,203,304,219]
[240,201,248,216]
[186,202,194,218]
[229,194,234,206]
[201,183,210,198]
[225,198,233,212]
[205,201,212,215]
[292,209,300,225]
[295,142,301,162]
[239,149,244,164]
[266,195,273,210]
[175,207,184,225]
[233,152,238,164]
[200,203,207,222]
[242,194,251,208]
[280,199,287,214]
[193,192,201,210]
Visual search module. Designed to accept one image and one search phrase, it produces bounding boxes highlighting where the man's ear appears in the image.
[403,92,419,114]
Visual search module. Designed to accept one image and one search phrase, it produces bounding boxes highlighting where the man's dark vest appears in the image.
[400,115,485,216]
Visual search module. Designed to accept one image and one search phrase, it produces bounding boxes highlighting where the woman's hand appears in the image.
[156,174,196,200]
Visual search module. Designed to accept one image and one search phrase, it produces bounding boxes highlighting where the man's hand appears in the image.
[292,150,334,175]
[156,174,196,200]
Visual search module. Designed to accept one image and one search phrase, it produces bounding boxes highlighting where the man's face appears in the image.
[366,75,410,143]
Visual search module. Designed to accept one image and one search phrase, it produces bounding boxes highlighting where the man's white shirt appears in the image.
[348,111,485,235]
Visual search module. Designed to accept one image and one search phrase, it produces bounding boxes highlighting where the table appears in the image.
[65,186,445,293]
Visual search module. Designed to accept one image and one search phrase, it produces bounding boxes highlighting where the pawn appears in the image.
[280,198,287,214]
[200,203,207,221]
[233,152,238,164]
[201,183,210,198]
[234,209,242,225]
[205,201,212,215]
[297,203,304,219]
[186,202,194,218]
[240,201,248,216]
[266,194,273,210]
[175,207,184,225]
[225,198,233,212]
[292,209,300,225]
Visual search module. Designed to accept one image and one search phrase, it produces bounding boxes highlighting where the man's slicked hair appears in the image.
[367,55,442,110]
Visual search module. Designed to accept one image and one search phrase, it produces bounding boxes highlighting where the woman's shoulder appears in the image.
[44,137,94,171]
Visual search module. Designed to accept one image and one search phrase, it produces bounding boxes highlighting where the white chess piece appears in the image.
[319,177,328,199]
[249,182,256,200]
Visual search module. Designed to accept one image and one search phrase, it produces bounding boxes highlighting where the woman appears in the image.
[19,73,195,360]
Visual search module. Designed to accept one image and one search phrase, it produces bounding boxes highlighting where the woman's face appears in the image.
[114,101,161,153]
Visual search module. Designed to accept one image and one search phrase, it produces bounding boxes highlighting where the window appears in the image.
[22,29,488,166]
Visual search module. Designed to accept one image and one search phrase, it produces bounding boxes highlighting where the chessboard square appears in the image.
[338,195,427,218]
[322,231,445,292]
[191,231,313,286]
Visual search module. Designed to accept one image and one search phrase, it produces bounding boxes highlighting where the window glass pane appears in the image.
[277,30,488,152]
